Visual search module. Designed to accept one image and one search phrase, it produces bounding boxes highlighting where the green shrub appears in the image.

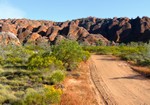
[24,41,51,53]
[0,44,66,105]
[82,43,150,66]
[0,95,6,104]
[52,40,90,70]
[13,86,62,105]
[27,54,64,70]
[43,86,62,104]
[0,45,33,67]
[0,85,17,104]
[5,55,23,66]
[49,70,65,84]
[23,92,44,105]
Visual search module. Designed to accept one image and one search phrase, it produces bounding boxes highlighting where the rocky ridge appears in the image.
[0,16,150,45]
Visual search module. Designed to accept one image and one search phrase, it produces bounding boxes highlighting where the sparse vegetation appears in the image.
[12,86,62,105]
[0,40,90,104]
[2,39,150,104]
[83,42,150,75]
[50,70,65,84]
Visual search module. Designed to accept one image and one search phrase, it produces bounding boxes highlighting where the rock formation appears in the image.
[0,16,150,45]
[0,32,20,45]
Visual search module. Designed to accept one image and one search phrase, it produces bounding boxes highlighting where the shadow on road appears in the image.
[96,58,118,61]
[110,74,148,80]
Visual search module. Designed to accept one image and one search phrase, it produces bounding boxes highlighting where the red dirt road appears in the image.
[90,55,150,105]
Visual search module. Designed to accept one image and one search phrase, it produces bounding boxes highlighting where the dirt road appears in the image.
[90,55,150,105]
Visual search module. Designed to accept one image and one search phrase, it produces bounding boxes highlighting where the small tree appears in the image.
[52,40,90,70]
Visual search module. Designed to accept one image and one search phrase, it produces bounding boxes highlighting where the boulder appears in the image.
[0,32,20,45]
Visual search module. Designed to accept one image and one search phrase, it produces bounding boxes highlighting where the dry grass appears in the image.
[60,61,98,105]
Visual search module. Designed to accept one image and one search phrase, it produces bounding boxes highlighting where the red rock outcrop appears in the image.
[116,18,132,42]
[1,23,17,35]
[0,17,150,45]
[67,21,89,40]
[28,33,41,42]
[46,26,60,41]
[18,29,32,43]
[26,25,34,32]
[83,34,109,45]
[0,32,20,45]
[54,35,66,44]
[37,25,48,33]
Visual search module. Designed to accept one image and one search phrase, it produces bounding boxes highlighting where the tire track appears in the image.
[89,58,117,105]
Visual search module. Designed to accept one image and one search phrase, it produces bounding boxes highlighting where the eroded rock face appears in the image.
[0,24,2,32]
[18,29,32,43]
[46,26,60,41]
[37,25,48,36]
[1,23,17,35]
[0,32,20,45]
[116,18,132,42]
[28,33,41,42]
[0,17,150,45]
[78,17,150,43]
[26,25,34,32]
[54,35,66,44]
[67,22,89,40]
[83,34,109,46]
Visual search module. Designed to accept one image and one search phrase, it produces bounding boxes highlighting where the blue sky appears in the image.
[0,0,149,22]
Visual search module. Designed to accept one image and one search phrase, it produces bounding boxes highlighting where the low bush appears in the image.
[43,85,62,104]
[49,70,65,84]
[27,54,64,70]
[0,63,65,105]
[13,86,62,105]
[0,45,33,67]
[0,84,17,104]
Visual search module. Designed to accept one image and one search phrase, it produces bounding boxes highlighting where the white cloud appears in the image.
[0,0,26,19]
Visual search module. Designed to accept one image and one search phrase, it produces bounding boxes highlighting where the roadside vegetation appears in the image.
[83,42,150,75]
[1,39,150,104]
[0,40,90,105]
